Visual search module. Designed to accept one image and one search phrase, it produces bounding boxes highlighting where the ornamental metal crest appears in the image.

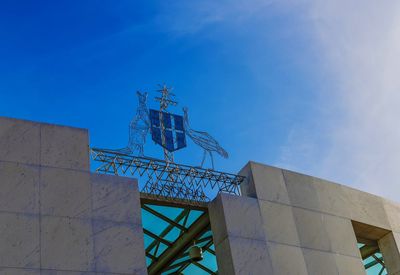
[149,109,186,152]
[109,84,230,168]
[91,84,245,203]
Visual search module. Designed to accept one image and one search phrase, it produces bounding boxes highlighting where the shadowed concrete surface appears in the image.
[0,117,147,275]
[208,161,400,274]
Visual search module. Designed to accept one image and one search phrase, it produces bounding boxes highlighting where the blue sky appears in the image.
[1,1,400,201]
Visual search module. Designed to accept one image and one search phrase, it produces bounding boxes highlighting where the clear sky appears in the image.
[1,1,400,202]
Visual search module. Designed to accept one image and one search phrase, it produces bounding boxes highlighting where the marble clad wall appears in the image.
[0,117,147,275]
[209,161,400,275]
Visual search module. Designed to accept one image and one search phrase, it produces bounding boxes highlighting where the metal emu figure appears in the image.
[183,107,228,169]
[117,91,150,156]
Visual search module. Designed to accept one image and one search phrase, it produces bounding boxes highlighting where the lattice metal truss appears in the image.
[142,200,216,274]
[91,148,245,203]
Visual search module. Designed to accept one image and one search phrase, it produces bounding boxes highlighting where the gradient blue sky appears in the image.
[1,1,400,201]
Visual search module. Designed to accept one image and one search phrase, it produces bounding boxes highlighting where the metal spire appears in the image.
[155,84,177,163]
[155,84,177,111]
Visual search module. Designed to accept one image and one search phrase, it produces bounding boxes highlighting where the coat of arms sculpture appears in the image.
[91,84,244,203]
[116,84,228,169]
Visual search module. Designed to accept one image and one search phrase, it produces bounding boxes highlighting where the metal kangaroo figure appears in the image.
[117,91,150,156]
[183,107,228,169]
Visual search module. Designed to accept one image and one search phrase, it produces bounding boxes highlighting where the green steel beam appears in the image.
[145,208,190,254]
[148,212,210,275]
[372,255,385,267]
[365,257,384,269]
[164,258,193,272]
[142,204,188,232]
[193,261,216,274]
[146,252,157,262]
[197,235,213,243]
[143,229,172,247]
[140,194,208,211]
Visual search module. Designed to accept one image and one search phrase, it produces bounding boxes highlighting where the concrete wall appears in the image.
[209,161,400,275]
[0,117,147,275]
[3,116,400,275]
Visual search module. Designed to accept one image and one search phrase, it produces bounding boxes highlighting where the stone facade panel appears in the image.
[0,117,41,165]
[41,216,94,271]
[0,213,40,268]
[91,174,141,224]
[40,124,89,171]
[0,161,39,214]
[259,200,300,246]
[40,167,91,218]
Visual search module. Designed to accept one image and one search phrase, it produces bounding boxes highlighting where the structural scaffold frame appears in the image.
[90,148,245,203]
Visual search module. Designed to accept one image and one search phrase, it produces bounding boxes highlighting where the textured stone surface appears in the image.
[283,170,321,211]
[314,178,352,218]
[93,220,147,274]
[384,200,400,233]
[0,161,39,214]
[91,174,141,224]
[292,207,331,251]
[0,268,41,275]
[214,236,234,275]
[0,213,40,268]
[40,167,91,218]
[208,194,227,246]
[0,117,147,275]
[210,193,274,275]
[217,236,273,275]
[41,216,94,271]
[334,255,365,275]
[268,242,308,275]
[240,162,290,204]
[221,161,400,274]
[346,187,390,229]
[41,271,97,275]
[379,232,400,274]
[324,214,360,257]
[40,124,89,170]
[259,200,300,246]
[42,271,114,275]
[302,248,338,275]
[0,117,89,170]
[0,117,41,165]
[209,194,265,245]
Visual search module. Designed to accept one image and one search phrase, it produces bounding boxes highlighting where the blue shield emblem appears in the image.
[149,109,187,152]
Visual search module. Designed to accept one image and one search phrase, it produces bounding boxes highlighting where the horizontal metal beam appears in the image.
[193,261,216,274]
[140,194,208,210]
[197,235,213,243]
[143,229,172,247]
[164,258,193,272]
